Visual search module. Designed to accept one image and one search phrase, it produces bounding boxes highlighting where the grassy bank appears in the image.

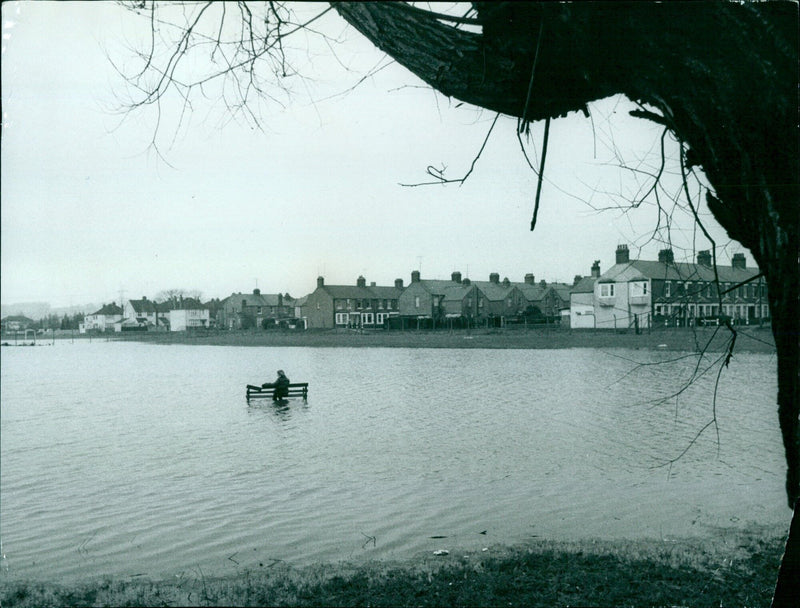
[0,531,786,607]
[105,325,777,354]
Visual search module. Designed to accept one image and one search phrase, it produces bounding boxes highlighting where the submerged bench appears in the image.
[246,382,308,401]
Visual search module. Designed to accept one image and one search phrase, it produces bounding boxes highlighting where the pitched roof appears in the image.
[571,276,597,294]
[322,283,404,300]
[415,280,475,302]
[91,303,123,316]
[128,298,158,314]
[601,259,759,284]
[548,283,573,301]
[471,280,516,301]
[514,282,547,301]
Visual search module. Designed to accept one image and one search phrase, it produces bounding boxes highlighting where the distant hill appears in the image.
[1,302,97,320]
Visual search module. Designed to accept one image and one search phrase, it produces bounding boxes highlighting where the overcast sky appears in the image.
[1,2,743,309]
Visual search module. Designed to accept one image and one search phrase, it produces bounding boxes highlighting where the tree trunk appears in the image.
[333,1,799,506]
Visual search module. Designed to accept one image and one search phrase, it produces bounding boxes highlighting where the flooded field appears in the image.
[0,341,787,583]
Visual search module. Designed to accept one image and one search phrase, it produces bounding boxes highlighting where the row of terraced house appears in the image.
[75,244,768,333]
[569,245,768,330]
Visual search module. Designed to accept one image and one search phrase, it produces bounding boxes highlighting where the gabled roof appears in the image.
[470,280,517,301]
[128,299,158,314]
[548,283,573,301]
[514,283,547,301]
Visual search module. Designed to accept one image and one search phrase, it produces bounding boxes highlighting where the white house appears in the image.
[569,262,600,329]
[168,298,210,331]
[80,303,123,333]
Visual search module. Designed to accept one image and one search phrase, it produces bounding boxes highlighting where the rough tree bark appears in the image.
[333,0,799,509]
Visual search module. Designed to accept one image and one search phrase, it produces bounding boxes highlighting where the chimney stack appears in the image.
[502,277,510,287]
[540,280,547,288]
[591,260,601,278]
[253,288,260,295]
[489,272,500,284]
[697,250,712,267]
[357,275,366,287]
[317,276,324,288]
[451,271,462,283]
[411,270,421,283]
[524,273,536,285]
[615,244,630,264]
[395,278,404,289]
[658,249,674,264]
[573,275,583,286]
[732,253,746,269]
[463,278,471,286]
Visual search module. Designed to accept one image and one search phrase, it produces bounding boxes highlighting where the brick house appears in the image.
[397,270,481,326]
[469,273,526,325]
[303,276,402,329]
[217,289,292,329]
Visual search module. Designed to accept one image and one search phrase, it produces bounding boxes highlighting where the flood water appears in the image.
[0,341,788,583]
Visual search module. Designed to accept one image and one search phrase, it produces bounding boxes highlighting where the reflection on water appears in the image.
[0,341,786,583]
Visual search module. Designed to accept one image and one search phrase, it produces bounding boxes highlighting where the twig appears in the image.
[530,116,551,232]
[399,113,500,187]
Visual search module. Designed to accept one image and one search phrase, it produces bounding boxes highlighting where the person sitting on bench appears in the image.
[266,369,290,401]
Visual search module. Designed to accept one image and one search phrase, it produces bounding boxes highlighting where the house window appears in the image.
[391,299,398,309]
[362,313,374,325]
[600,283,615,298]
[335,313,348,325]
[665,281,671,297]
[630,281,648,297]
[415,296,420,308]
[336,301,343,310]
[376,313,387,325]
